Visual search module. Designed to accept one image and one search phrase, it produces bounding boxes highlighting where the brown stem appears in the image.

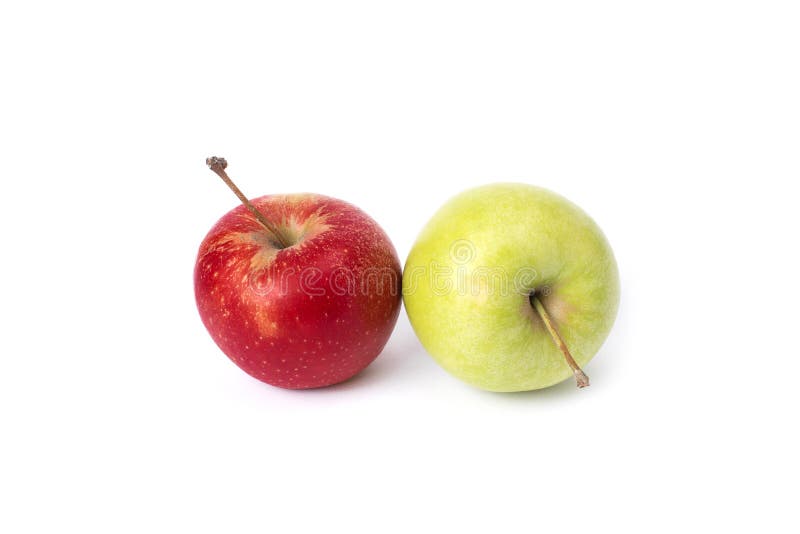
[205,157,290,248]
[531,295,590,388]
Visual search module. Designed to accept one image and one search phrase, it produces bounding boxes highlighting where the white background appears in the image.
[1,1,798,532]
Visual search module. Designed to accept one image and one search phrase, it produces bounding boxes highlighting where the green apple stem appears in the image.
[531,295,590,388]
[205,156,291,248]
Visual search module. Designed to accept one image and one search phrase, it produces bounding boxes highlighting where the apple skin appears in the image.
[195,194,402,389]
[403,183,619,392]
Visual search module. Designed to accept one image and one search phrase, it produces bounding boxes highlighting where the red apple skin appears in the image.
[194,194,401,389]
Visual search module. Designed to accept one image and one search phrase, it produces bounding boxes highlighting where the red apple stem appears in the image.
[205,157,291,248]
[531,295,590,388]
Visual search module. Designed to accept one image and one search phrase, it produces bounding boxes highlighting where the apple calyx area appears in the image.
[205,156,292,248]
[529,292,590,388]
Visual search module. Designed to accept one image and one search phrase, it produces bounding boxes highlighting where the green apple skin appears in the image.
[403,183,619,392]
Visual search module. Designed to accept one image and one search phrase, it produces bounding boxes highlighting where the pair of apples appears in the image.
[195,158,619,392]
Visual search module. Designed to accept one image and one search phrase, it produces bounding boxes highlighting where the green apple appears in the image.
[403,183,619,392]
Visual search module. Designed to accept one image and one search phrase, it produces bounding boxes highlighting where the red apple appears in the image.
[195,158,401,389]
